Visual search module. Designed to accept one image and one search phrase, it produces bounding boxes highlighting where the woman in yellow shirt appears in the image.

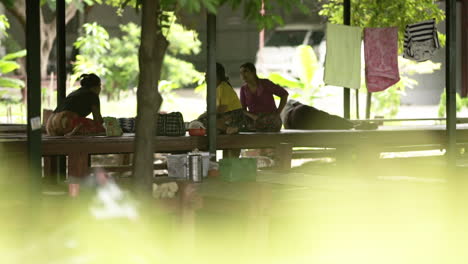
[197,63,245,134]
[216,67,242,113]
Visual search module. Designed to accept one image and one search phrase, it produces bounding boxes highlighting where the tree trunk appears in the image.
[132,0,167,194]
[40,18,56,78]
[3,0,78,78]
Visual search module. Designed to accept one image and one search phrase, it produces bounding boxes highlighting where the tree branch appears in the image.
[3,0,26,29]
[65,1,79,24]
[3,0,80,30]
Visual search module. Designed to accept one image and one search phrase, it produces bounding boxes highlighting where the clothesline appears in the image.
[324,19,440,93]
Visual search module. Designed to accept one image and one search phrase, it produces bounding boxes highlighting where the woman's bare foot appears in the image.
[64,124,83,137]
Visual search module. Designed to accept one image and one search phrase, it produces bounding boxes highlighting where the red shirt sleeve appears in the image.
[240,85,247,109]
[264,79,288,97]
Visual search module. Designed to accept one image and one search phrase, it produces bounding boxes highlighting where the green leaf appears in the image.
[0,77,25,88]
[0,60,19,73]
[3,50,26,60]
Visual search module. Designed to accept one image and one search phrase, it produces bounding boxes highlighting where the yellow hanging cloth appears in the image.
[324,23,362,89]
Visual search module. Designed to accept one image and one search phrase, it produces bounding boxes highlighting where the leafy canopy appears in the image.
[104,0,309,30]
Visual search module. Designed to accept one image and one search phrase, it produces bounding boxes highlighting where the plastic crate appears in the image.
[219,158,257,182]
[167,153,211,179]
[167,154,188,179]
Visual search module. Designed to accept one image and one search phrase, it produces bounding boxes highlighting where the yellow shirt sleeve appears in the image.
[217,81,242,113]
[216,83,222,107]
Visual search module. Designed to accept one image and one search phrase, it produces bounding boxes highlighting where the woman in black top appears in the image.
[46,73,105,136]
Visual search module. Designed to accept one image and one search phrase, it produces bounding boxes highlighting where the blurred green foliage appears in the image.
[72,16,203,100]
[0,15,25,90]
[0,13,26,121]
[438,91,468,118]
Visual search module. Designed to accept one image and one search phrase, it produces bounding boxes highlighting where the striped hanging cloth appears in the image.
[403,18,440,62]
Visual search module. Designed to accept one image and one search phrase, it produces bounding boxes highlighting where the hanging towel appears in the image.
[324,23,362,89]
[403,19,440,62]
[364,27,400,93]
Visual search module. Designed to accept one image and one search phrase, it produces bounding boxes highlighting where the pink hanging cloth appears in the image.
[364,27,400,93]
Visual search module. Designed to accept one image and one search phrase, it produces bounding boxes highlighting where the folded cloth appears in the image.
[364,27,400,93]
[70,116,106,135]
[403,19,440,62]
[324,23,362,89]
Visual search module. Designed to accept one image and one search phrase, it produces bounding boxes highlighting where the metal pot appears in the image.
[188,153,203,182]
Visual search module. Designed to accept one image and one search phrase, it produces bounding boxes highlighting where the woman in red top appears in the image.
[239,62,289,132]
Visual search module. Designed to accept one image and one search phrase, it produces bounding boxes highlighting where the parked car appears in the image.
[255,24,326,79]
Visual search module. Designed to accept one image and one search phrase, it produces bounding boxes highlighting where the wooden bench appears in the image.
[2,124,468,178]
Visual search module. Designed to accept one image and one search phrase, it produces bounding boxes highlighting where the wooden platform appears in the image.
[2,124,468,178]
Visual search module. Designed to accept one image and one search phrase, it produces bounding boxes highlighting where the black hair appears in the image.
[216,63,229,82]
[216,63,232,86]
[240,62,257,75]
[79,73,101,88]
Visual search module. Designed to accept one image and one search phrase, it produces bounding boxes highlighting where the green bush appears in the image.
[438,90,468,117]
[73,16,203,100]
